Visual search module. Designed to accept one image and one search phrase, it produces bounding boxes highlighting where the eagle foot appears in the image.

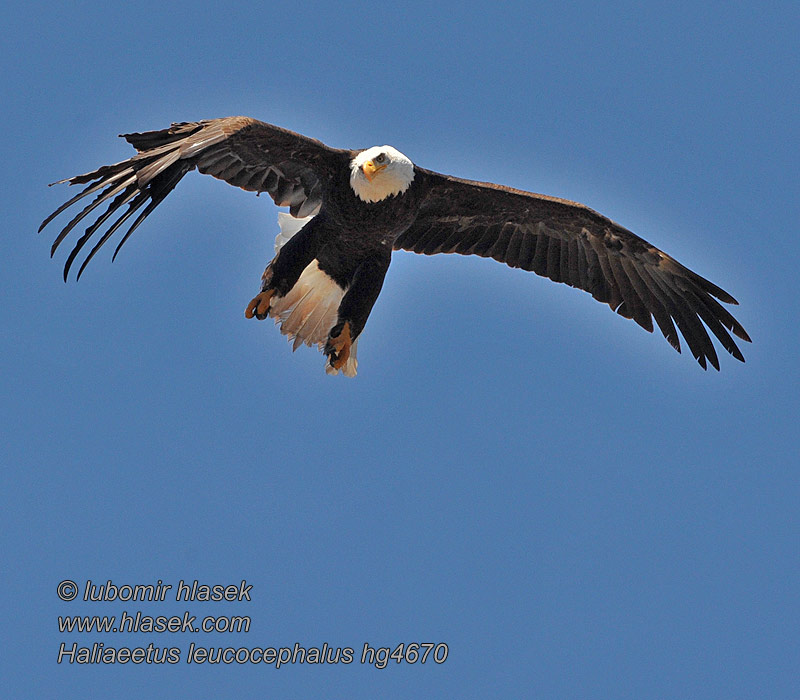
[245,290,275,320]
[325,321,352,370]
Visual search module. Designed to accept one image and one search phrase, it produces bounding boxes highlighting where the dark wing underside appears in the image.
[40,117,348,280]
[395,169,750,369]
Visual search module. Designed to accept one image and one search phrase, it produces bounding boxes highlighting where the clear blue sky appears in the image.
[3,1,799,698]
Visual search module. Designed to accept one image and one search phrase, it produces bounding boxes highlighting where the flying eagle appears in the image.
[41,116,750,375]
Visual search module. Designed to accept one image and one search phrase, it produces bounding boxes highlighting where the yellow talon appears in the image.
[245,290,274,319]
[328,322,352,369]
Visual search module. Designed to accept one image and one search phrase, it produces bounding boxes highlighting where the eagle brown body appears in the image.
[40,116,750,374]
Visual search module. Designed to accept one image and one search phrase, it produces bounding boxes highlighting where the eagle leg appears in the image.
[321,249,391,372]
[245,289,275,320]
[246,215,327,321]
[325,321,352,370]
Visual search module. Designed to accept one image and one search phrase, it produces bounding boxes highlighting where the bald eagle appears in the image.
[41,116,750,375]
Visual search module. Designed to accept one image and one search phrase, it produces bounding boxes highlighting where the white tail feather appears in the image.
[270,260,341,347]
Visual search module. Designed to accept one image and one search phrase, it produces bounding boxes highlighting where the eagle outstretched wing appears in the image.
[394,169,751,370]
[40,117,348,280]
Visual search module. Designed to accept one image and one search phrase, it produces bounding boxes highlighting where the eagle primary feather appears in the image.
[40,116,751,374]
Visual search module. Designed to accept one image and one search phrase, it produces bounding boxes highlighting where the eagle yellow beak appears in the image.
[362,160,387,182]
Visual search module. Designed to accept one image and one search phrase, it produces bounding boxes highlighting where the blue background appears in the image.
[3,1,798,698]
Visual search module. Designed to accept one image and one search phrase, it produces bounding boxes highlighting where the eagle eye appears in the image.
[374,153,386,163]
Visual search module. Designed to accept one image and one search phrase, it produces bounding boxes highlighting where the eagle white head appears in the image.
[350,146,415,203]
